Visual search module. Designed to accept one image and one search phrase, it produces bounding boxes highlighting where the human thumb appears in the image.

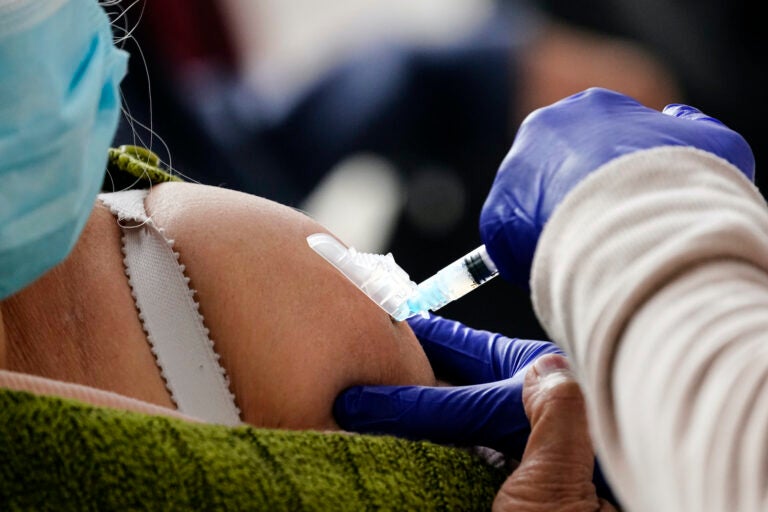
[492,354,616,511]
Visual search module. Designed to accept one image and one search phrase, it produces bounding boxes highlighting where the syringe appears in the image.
[405,245,498,319]
[307,233,498,322]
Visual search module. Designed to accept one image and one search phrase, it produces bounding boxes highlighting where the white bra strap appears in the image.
[99,190,241,426]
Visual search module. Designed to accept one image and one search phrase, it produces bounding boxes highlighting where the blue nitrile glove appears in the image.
[333,313,564,456]
[480,87,756,287]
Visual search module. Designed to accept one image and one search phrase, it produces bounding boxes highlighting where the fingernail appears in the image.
[533,354,570,378]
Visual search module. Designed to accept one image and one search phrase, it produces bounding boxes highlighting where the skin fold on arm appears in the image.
[0,182,436,430]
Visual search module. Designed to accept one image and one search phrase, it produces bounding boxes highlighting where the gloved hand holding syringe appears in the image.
[307,233,498,321]
[308,208,607,502]
[308,230,564,462]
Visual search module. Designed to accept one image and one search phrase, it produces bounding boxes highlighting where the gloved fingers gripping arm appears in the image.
[479,87,755,288]
[334,313,562,454]
[334,375,531,455]
[406,313,561,385]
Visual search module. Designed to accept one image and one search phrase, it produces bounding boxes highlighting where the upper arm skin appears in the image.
[145,182,435,429]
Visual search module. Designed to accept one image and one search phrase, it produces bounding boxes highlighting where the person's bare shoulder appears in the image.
[145,183,435,430]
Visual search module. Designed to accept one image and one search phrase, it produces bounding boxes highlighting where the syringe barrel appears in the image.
[408,245,498,315]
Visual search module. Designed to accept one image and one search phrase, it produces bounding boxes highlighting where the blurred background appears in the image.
[108,0,763,339]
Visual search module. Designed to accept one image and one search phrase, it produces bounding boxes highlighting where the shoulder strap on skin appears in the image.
[98,189,242,426]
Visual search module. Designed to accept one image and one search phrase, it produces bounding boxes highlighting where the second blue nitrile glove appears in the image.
[479,87,756,288]
[333,313,563,456]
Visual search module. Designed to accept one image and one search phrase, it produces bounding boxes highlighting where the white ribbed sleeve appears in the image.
[531,146,768,511]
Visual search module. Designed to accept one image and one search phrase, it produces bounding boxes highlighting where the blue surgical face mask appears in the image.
[0,0,128,298]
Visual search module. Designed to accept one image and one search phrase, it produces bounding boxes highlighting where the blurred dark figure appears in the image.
[539,0,765,191]
[111,0,680,337]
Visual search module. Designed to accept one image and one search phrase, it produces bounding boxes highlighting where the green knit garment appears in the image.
[0,389,506,511]
[103,145,183,191]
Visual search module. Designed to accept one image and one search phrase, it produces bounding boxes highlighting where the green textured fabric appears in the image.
[0,389,507,511]
[103,145,183,191]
